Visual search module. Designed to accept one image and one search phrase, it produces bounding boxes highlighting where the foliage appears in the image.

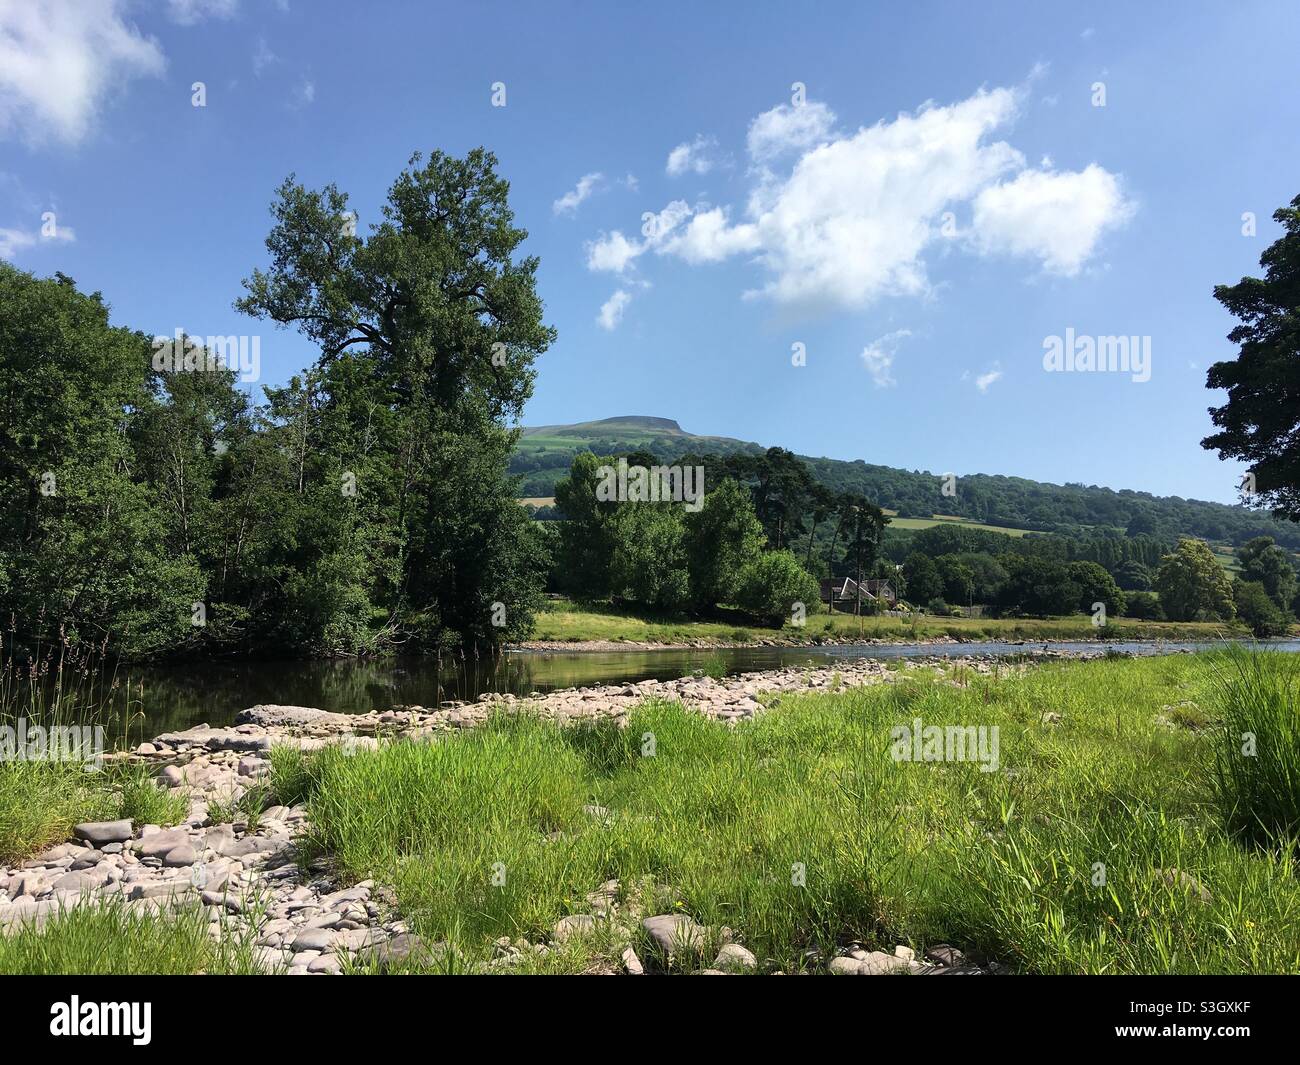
[1203,195,1300,522]
[1155,538,1236,622]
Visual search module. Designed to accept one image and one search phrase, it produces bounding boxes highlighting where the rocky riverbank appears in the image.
[0,651,1090,974]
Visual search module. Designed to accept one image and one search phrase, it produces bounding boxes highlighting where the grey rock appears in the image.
[713,943,757,971]
[290,927,339,953]
[642,914,706,958]
[72,819,134,846]
[307,953,343,974]
[162,844,197,867]
[552,914,597,941]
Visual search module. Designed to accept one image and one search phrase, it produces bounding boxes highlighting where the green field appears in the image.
[526,599,1250,646]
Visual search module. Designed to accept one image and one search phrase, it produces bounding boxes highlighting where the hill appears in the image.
[510,416,1300,551]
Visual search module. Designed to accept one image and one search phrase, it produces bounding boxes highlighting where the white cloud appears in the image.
[606,83,1134,311]
[0,219,73,260]
[597,289,632,330]
[553,172,604,216]
[666,135,718,177]
[0,227,33,259]
[292,78,315,108]
[166,0,239,25]
[746,101,836,162]
[586,200,693,273]
[969,164,1135,276]
[859,329,911,388]
[659,207,759,264]
[974,363,1003,392]
[0,0,165,146]
[586,230,642,273]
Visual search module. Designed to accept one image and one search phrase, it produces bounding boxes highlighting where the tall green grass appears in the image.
[0,898,271,975]
[1207,646,1300,848]
[279,652,1300,974]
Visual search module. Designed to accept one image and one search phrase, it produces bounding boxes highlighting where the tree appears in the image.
[1202,195,1300,520]
[1236,536,1297,613]
[1154,538,1236,621]
[234,149,555,651]
[553,452,620,599]
[0,266,205,658]
[1232,579,1291,637]
[902,553,943,606]
[1115,560,1153,591]
[1067,561,1126,617]
[1125,591,1165,620]
[997,556,1080,617]
[683,479,765,609]
[735,550,820,626]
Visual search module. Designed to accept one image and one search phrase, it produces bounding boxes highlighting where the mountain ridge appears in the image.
[511,416,1300,550]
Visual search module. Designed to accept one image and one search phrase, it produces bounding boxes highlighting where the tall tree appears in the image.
[1202,195,1300,519]
[235,149,555,651]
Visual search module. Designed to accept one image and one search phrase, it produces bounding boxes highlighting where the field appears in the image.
[526,598,1250,646]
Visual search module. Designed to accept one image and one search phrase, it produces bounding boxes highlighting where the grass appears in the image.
[0,761,189,867]
[0,898,272,975]
[276,651,1300,974]
[886,515,1032,536]
[1207,646,1300,848]
[528,597,1248,646]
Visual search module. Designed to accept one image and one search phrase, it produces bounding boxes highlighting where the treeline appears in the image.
[0,150,553,660]
[514,430,1300,551]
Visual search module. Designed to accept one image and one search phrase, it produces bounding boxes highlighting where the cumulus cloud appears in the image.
[591,83,1135,312]
[554,172,604,216]
[597,289,631,330]
[666,135,718,177]
[969,164,1135,276]
[586,200,693,273]
[746,101,836,162]
[859,329,911,388]
[0,0,165,145]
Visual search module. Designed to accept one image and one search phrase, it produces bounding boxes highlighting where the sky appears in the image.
[2,0,1298,506]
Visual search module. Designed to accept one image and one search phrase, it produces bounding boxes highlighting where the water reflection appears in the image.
[31,638,1300,749]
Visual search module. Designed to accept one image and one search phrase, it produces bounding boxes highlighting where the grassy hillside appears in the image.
[511,416,1300,551]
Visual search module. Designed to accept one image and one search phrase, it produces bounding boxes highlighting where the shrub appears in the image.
[734,551,820,625]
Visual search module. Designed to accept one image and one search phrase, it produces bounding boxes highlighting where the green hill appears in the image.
[511,416,1300,551]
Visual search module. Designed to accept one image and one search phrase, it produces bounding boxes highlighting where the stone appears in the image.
[621,946,645,975]
[642,914,706,958]
[358,932,435,972]
[127,879,192,901]
[713,943,757,971]
[290,927,339,953]
[307,954,343,974]
[1156,868,1212,904]
[235,704,352,729]
[893,945,915,961]
[828,956,865,975]
[162,844,197,867]
[72,819,134,846]
[552,914,596,941]
[137,829,189,860]
[924,944,964,967]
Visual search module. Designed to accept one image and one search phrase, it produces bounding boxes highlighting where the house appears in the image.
[819,577,897,610]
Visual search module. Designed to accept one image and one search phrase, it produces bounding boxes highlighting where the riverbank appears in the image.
[523,599,1253,650]
[3,649,1298,975]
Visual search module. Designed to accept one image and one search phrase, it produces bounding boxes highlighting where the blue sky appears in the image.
[2,1,1298,505]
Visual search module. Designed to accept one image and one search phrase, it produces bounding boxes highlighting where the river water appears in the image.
[63,637,1300,748]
